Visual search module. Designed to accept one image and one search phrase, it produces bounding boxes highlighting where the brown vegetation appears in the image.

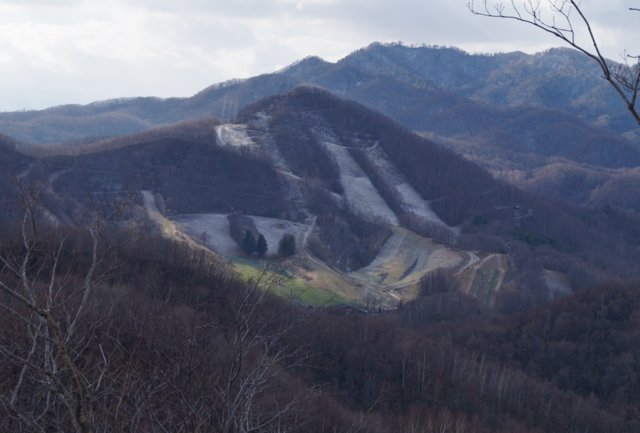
[2,211,638,432]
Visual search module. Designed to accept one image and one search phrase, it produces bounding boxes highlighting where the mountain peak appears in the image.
[278,55,332,77]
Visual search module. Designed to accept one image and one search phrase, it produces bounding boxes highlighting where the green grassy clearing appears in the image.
[230,256,346,307]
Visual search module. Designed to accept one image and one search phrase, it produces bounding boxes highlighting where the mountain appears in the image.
[3,60,640,433]
[7,86,640,313]
[339,44,635,133]
[2,43,635,145]
[2,43,639,214]
[5,41,640,433]
[284,44,640,211]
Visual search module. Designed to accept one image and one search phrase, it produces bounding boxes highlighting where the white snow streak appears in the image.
[173,214,241,256]
[172,213,309,258]
[321,140,399,225]
[215,124,256,148]
[365,145,455,234]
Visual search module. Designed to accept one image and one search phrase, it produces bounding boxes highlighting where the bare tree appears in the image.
[0,181,118,433]
[130,263,314,433]
[468,0,640,125]
[211,267,312,433]
[1,180,315,433]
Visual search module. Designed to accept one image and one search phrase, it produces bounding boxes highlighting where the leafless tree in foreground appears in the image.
[1,180,313,433]
[214,268,311,433]
[468,0,640,125]
[132,263,314,433]
[0,184,101,433]
[0,181,131,433]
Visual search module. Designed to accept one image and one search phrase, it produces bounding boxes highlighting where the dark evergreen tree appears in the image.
[278,234,296,257]
[242,230,256,255]
[256,234,268,257]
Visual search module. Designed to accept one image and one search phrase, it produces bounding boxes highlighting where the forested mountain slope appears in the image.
[7,86,640,312]
[3,43,638,212]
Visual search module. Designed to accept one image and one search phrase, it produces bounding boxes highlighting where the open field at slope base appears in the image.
[174,213,480,309]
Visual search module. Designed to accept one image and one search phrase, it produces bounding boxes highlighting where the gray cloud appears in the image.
[0,0,80,5]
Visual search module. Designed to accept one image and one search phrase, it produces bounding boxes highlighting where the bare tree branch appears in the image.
[0,182,125,433]
[467,0,640,125]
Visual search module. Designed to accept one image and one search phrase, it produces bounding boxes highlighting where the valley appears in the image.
[172,209,473,309]
[2,39,640,433]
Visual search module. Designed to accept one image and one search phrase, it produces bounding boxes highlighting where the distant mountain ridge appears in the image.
[2,43,634,141]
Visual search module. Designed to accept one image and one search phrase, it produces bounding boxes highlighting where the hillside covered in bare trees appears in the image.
[2,41,640,433]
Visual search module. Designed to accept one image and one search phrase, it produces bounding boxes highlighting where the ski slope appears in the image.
[215,124,256,148]
[365,145,458,236]
[320,139,399,225]
[173,214,241,256]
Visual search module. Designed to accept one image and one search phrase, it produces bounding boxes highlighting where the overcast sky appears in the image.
[0,0,637,111]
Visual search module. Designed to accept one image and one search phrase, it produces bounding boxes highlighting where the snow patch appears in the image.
[311,123,455,235]
[320,139,399,225]
[141,191,158,213]
[250,216,309,257]
[173,214,241,256]
[543,269,572,299]
[364,145,458,236]
[172,213,309,258]
[215,124,257,148]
